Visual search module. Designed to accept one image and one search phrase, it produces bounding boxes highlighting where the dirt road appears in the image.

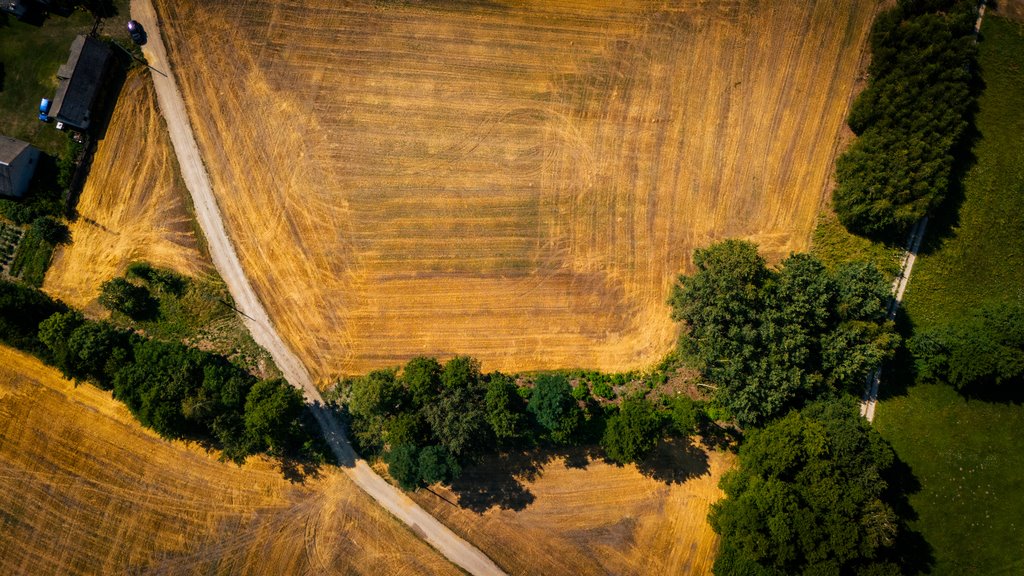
[129,1,505,574]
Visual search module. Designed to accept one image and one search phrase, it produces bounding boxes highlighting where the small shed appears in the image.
[0,135,40,199]
[50,35,114,133]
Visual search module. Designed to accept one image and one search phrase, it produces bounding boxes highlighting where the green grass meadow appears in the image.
[0,2,131,155]
[874,15,1024,576]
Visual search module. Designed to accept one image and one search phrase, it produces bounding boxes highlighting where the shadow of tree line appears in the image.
[442,434,717,513]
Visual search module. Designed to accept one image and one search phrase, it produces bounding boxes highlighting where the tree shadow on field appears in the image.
[446,450,550,513]
[879,307,919,401]
[918,73,985,256]
[633,436,710,485]
[278,455,324,484]
[885,454,935,575]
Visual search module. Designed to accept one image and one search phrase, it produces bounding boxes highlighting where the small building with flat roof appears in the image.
[50,35,114,133]
[0,135,40,199]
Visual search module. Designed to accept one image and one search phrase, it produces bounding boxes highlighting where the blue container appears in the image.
[39,98,52,122]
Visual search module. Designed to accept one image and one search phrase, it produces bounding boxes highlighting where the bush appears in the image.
[602,397,662,464]
[592,379,615,399]
[98,277,158,320]
[0,280,68,357]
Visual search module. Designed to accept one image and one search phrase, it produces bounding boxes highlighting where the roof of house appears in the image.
[0,135,32,167]
[50,35,113,131]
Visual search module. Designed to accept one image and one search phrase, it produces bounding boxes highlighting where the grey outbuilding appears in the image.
[0,135,40,199]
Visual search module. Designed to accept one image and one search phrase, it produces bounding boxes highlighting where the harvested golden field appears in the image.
[153,0,876,380]
[405,440,733,575]
[0,345,459,576]
[44,70,209,314]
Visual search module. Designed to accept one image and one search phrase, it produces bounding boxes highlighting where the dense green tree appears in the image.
[66,320,131,388]
[243,379,305,454]
[441,355,481,390]
[385,443,421,490]
[528,374,581,444]
[602,397,662,464]
[834,1,977,239]
[349,368,407,418]
[348,368,408,451]
[665,395,701,437]
[670,242,897,426]
[98,277,157,320]
[669,239,768,389]
[911,304,1024,394]
[37,310,85,379]
[384,412,427,448]
[112,339,205,438]
[32,216,71,245]
[484,372,526,443]
[423,382,490,458]
[402,356,442,406]
[0,280,69,357]
[418,445,461,486]
[709,399,901,575]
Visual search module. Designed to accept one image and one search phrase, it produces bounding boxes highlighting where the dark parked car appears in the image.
[127,20,147,45]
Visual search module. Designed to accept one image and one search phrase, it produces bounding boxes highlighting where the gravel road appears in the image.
[129,1,505,573]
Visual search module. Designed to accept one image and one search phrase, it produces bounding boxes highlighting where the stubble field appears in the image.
[151,0,876,380]
[44,70,209,314]
[0,345,459,575]
[405,440,734,575]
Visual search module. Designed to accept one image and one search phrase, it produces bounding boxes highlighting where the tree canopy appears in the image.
[709,399,902,576]
[602,397,662,464]
[670,241,897,426]
[911,304,1024,396]
[528,373,581,444]
[833,0,978,239]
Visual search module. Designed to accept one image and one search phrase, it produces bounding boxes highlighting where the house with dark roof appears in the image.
[49,35,114,133]
[0,135,40,199]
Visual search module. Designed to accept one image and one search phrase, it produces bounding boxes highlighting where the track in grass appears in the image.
[152,0,876,380]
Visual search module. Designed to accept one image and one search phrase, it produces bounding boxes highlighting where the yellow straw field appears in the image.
[151,0,875,381]
[44,71,208,314]
[0,345,459,575]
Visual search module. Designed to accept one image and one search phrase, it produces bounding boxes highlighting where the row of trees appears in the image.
[833,0,978,239]
[0,279,314,464]
[669,240,898,426]
[342,356,701,490]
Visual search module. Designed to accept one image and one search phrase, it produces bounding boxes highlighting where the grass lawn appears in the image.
[0,2,131,155]
[874,385,1024,575]
[0,9,96,155]
[874,15,1024,576]
[900,16,1024,331]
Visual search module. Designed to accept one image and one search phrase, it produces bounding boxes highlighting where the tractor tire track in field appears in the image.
[129,1,505,574]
